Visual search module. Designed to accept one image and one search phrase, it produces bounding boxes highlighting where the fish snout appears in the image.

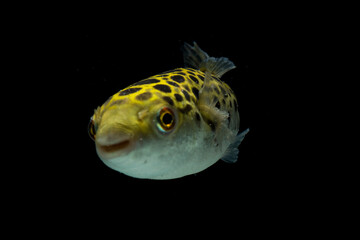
[95,131,135,161]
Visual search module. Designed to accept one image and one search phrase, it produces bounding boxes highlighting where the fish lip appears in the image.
[98,139,131,153]
[95,134,135,160]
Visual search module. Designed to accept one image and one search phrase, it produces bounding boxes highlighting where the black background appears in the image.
[53,22,303,207]
[2,4,349,237]
[50,23,297,196]
[8,10,329,234]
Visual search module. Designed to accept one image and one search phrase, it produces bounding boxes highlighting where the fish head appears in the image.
[88,92,201,178]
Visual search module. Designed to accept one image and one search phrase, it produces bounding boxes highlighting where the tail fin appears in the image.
[182,42,236,78]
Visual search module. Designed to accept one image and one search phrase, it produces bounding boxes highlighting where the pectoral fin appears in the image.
[221,128,249,163]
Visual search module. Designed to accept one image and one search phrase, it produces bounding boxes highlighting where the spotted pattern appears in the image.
[170,75,185,83]
[166,81,180,88]
[181,89,191,101]
[174,93,183,102]
[96,67,239,135]
[162,96,174,106]
[192,87,199,100]
[132,78,160,86]
[136,92,152,101]
[119,87,141,96]
[189,75,199,84]
[179,104,192,114]
[109,99,126,107]
[154,84,172,93]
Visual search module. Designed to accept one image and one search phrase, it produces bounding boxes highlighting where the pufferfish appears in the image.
[88,42,249,179]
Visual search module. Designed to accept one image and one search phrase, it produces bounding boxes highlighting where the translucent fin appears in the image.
[221,128,250,163]
[199,57,236,78]
[182,42,236,78]
[182,42,209,69]
[198,71,233,148]
[198,72,229,124]
[198,71,216,106]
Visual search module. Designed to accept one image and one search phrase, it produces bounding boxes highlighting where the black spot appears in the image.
[195,112,201,121]
[166,80,180,88]
[136,92,152,101]
[189,75,199,84]
[228,111,231,126]
[119,88,142,96]
[132,79,160,86]
[174,93,183,102]
[170,75,185,83]
[153,84,172,93]
[219,86,227,96]
[215,101,221,109]
[197,74,205,81]
[184,85,190,92]
[181,89,191,101]
[192,87,199,100]
[222,99,226,106]
[229,100,233,108]
[162,96,174,106]
[179,104,192,114]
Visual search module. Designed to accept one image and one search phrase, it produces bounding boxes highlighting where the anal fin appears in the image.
[221,129,250,163]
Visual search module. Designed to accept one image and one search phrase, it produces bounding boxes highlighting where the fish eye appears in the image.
[157,107,176,133]
[88,117,96,141]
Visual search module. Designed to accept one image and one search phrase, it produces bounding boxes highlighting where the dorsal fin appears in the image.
[182,42,236,78]
[183,42,209,69]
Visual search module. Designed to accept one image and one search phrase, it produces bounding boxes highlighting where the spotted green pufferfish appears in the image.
[88,42,249,179]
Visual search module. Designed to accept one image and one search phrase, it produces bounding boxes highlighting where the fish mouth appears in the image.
[95,133,135,160]
[98,140,131,153]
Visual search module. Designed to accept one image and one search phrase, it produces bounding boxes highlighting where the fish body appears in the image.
[89,42,249,179]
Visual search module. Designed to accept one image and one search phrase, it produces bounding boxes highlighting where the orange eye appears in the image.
[157,107,176,133]
[88,117,97,141]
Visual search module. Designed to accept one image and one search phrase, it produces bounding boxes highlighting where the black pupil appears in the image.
[162,113,173,125]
